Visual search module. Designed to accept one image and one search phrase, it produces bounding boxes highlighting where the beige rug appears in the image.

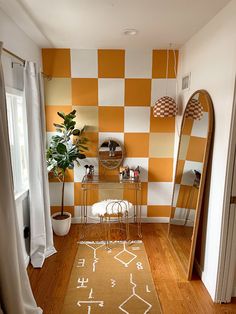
[62,241,162,313]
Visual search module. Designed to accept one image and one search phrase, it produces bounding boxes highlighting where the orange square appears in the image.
[49,169,74,183]
[124,133,149,157]
[176,185,198,209]
[147,205,171,217]
[152,50,179,78]
[42,49,71,77]
[74,183,99,206]
[199,93,209,112]
[125,79,151,106]
[83,132,98,157]
[150,116,175,132]
[51,206,74,217]
[148,158,173,182]
[98,50,125,78]
[99,165,119,176]
[98,107,124,132]
[182,118,193,135]
[175,160,185,184]
[45,105,72,131]
[72,78,98,106]
[123,182,147,205]
[186,136,206,162]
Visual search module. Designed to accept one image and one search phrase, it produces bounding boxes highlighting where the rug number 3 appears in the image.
[136,262,143,270]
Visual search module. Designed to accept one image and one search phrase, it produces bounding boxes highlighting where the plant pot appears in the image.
[51,212,71,236]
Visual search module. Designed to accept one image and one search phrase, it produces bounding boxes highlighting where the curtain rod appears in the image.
[2,47,52,80]
[2,47,25,65]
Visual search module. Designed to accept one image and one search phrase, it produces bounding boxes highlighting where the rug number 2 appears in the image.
[136,262,143,270]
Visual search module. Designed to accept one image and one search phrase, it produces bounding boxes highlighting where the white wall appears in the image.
[177,0,236,300]
[0,8,41,264]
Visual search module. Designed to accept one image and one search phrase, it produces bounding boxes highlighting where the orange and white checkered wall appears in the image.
[42,49,178,220]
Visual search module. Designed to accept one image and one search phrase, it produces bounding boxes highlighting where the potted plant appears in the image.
[46,110,88,236]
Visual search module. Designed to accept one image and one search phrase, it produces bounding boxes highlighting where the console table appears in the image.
[80,175,142,239]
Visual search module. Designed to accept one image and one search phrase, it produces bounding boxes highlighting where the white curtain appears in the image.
[24,61,56,268]
[0,43,42,313]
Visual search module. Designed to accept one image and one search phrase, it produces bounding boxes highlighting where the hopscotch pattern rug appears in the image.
[62,241,162,314]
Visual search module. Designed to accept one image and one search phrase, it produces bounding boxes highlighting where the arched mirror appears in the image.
[168,90,213,280]
[98,138,124,170]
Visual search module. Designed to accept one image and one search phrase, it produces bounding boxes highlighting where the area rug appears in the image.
[62,241,162,313]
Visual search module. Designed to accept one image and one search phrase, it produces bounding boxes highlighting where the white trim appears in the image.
[15,189,29,202]
[24,255,30,268]
[71,216,170,224]
[215,78,236,303]
[170,218,194,227]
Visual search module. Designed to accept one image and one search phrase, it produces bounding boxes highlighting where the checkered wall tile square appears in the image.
[43,48,178,219]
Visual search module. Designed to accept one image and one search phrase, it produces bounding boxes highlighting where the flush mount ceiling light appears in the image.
[123,29,138,36]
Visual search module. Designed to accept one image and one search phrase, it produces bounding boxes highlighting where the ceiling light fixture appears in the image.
[123,29,138,36]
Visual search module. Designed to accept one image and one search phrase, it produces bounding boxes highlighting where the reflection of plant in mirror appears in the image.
[46,110,88,217]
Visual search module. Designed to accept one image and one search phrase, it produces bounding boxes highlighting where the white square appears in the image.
[46,132,58,148]
[123,158,148,182]
[151,79,177,106]
[49,182,74,206]
[141,205,147,218]
[98,133,124,146]
[74,206,95,219]
[181,161,203,186]
[191,112,209,138]
[125,50,152,78]
[74,158,99,182]
[98,79,124,106]
[124,107,150,132]
[148,182,173,205]
[70,49,98,78]
[74,206,81,217]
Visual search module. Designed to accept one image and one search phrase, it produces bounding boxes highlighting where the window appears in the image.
[6,88,29,195]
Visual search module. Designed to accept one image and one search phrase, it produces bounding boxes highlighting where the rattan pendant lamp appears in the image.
[153,46,178,118]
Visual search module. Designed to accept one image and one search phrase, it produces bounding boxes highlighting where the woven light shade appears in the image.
[185,98,203,120]
[153,96,177,118]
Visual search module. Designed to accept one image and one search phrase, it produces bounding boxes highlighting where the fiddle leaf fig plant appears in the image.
[46,110,88,218]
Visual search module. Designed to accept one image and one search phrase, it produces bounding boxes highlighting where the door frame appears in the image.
[215,77,236,303]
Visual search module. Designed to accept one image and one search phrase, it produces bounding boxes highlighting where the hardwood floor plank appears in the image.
[28,224,236,313]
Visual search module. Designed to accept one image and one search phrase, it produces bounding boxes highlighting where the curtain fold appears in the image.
[24,61,56,268]
[0,42,42,313]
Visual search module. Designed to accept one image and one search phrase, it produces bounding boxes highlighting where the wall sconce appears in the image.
[153,96,177,117]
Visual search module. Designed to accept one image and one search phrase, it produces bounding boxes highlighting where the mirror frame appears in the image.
[98,138,125,170]
[168,89,214,280]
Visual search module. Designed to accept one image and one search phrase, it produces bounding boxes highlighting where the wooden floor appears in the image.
[28,224,236,313]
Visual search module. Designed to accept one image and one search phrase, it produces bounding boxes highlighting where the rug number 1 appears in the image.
[136,262,143,270]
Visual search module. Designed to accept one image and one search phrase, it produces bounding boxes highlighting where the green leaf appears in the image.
[77,153,86,159]
[56,143,67,154]
[57,112,65,119]
[72,129,80,136]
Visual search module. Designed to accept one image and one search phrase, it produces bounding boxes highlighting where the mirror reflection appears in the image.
[168,90,213,279]
[99,138,124,169]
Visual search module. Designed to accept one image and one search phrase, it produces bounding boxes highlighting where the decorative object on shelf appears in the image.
[134,166,140,181]
[84,164,94,179]
[46,110,88,236]
[153,46,178,118]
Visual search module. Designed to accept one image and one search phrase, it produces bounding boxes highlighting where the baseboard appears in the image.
[24,255,30,268]
[71,216,170,224]
[170,218,194,227]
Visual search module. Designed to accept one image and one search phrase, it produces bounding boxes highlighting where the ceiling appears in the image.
[0,0,231,49]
